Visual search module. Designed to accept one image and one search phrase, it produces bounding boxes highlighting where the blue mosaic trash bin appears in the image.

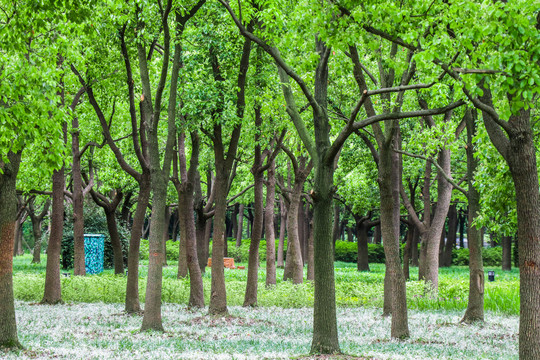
[84,234,105,275]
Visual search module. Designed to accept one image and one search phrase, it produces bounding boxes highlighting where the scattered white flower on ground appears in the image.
[1,302,517,359]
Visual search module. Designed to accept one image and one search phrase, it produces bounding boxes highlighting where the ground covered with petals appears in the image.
[1,302,517,359]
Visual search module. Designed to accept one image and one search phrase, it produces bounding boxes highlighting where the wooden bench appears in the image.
[207,257,236,269]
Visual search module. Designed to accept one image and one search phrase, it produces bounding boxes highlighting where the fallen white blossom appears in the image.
[0,302,517,359]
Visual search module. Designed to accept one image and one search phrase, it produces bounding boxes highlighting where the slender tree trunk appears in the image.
[30,199,50,264]
[402,224,413,280]
[307,218,314,281]
[244,171,264,307]
[298,202,305,265]
[42,157,64,305]
[31,217,43,263]
[231,203,239,243]
[195,209,207,273]
[459,211,465,248]
[411,227,419,267]
[0,151,22,348]
[72,121,86,276]
[373,224,381,244]
[423,150,453,292]
[277,197,286,268]
[125,174,150,313]
[141,177,167,331]
[283,186,304,284]
[441,204,457,267]
[356,221,370,271]
[462,109,484,323]
[502,236,512,271]
[209,176,229,315]
[175,133,205,308]
[378,140,409,339]
[265,160,277,287]
[236,204,244,247]
[105,210,124,275]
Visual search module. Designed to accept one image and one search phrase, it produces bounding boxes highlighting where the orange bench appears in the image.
[207,257,236,269]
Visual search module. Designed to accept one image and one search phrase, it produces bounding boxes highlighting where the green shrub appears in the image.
[139,239,180,261]
[452,247,503,266]
[333,241,386,263]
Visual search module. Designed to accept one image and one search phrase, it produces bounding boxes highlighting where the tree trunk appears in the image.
[29,199,50,264]
[411,226,419,267]
[277,197,286,268]
[422,150,453,292]
[462,109,484,323]
[236,204,244,247]
[373,224,381,244]
[0,151,22,348]
[231,203,239,243]
[174,132,205,308]
[72,121,86,276]
[356,221,370,271]
[42,157,64,305]
[458,211,465,248]
[332,203,340,248]
[505,110,540,359]
[310,161,340,353]
[105,210,124,275]
[31,215,43,263]
[378,139,409,339]
[283,185,304,284]
[441,204,457,267]
[502,236,512,271]
[140,178,167,332]
[307,219,314,281]
[402,224,413,280]
[243,168,264,307]
[125,173,150,313]
[209,175,229,315]
[265,160,277,287]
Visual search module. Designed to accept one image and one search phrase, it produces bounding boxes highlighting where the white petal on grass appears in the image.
[1,301,517,359]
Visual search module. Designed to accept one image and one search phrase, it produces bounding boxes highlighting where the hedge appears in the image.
[139,238,505,267]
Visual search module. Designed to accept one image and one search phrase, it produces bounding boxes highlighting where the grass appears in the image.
[6,254,520,359]
[1,302,518,359]
[12,254,520,315]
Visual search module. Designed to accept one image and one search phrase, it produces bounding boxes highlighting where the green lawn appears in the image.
[12,254,520,315]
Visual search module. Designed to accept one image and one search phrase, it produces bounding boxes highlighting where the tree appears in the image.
[27,197,51,264]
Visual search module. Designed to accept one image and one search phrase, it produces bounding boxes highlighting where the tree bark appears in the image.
[378,135,409,338]
[174,132,204,307]
[332,203,340,247]
[265,159,277,287]
[42,129,66,305]
[105,209,124,275]
[29,198,50,264]
[71,115,86,276]
[0,150,22,348]
[441,204,457,267]
[502,236,512,271]
[243,169,264,306]
[307,217,314,281]
[462,109,484,323]
[277,197,286,268]
[356,221,370,271]
[125,174,150,313]
[236,203,244,247]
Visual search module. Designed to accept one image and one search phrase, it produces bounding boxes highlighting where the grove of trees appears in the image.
[0,0,538,358]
